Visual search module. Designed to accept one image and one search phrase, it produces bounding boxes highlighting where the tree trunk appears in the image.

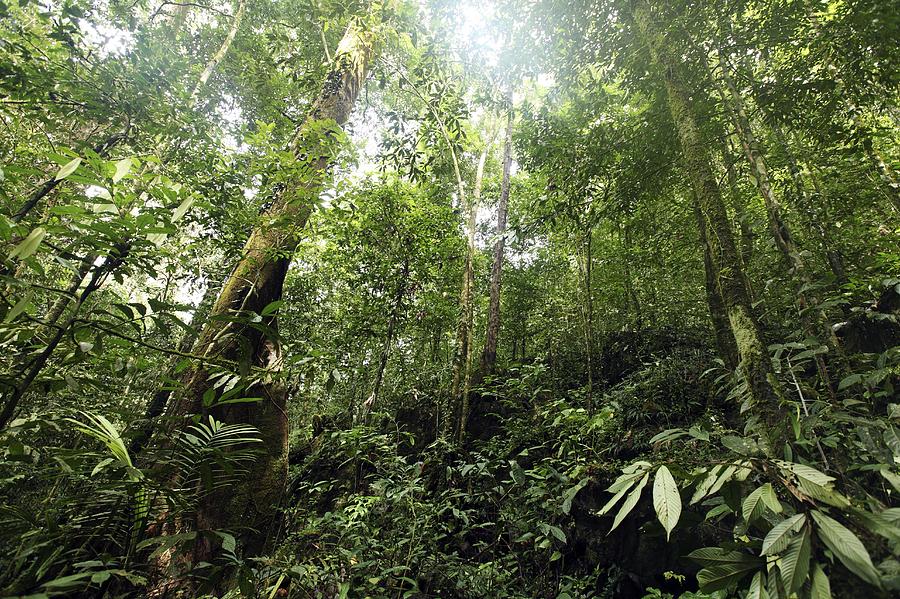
[362,259,408,419]
[632,1,786,430]
[718,55,801,273]
[153,21,374,588]
[719,55,838,394]
[192,0,246,99]
[622,223,642,328]
[479,98,514,378]
[722,138,754,271]
[771,123,848,284]
[455,139,491,442]
[694,197,739,369]
[579,230,594,412]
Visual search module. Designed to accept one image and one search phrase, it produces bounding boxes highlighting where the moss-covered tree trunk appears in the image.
[155,21,374,585]
[632,1,786,426]
[693,198,739,370]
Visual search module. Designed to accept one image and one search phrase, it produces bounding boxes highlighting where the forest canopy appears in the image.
[0,0,898,597]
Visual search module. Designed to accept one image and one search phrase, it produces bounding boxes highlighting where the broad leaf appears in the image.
[761,513,806,556]
[9,227,46,260]
[810,563,832,599]
[810,510,882,588]
[780,525,811,594]
[653,465,681,540]
[55,156,82,180]
[687,547,764,568]
[609,472,648,534]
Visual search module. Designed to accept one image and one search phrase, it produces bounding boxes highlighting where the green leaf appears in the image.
[880,469,900,493]
[609,472,648,533]
[172,195,195,221]
[112,158,132,183]
[742,483,781,524]
[759,483,783,514]
[261,300,285,316]
[597,485,630,516]
[55,156,82,181]
[653,465,681,540]
[761,513,806,556]
[697,562,760,593]
[810,510,882,588]
[9,227,46,260]
[687,547,764,568]
[742,484,767,524]
[5,292,32,322]
[747,571,768,599]
[721,434,758,456]
[780,525,811,594]
[810,563,832,599]
[775,460,849,507]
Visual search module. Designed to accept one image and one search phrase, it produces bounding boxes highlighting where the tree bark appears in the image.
[771,123,848,284]
[362,259,408,419]
[722,138,754,271]
[479,99,514,378]
[153,21,374,587]
[455,139,491,442]
[718,56,801,274]
[579,229,594,412]
[632,1,786,430]
[694,197,739,369]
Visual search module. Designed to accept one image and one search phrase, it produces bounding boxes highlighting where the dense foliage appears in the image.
[0,0,898,597]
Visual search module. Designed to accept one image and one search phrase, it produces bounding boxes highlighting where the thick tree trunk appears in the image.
[719,57,838,393]
[479,100,514,378]
[633,1,786,429]
[153,21,374,587]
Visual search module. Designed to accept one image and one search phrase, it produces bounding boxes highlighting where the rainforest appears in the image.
[0,0,899,597]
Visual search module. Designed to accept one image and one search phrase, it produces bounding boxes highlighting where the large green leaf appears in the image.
[810,563,832,599]
[810,510,882,588]
[746,571,768,599]
[653,465,681,540]
[696,562,760,593]
[780,525,811,594]
[112,157,132,182]
[687,547,764,568]
[761,513,806,556]
[8,227,46,260]
[775,460,849,508]
[609,472,648,533]
[742,483,780,524]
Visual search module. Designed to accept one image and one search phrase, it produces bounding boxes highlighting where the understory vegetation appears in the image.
[0,0,898,598]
